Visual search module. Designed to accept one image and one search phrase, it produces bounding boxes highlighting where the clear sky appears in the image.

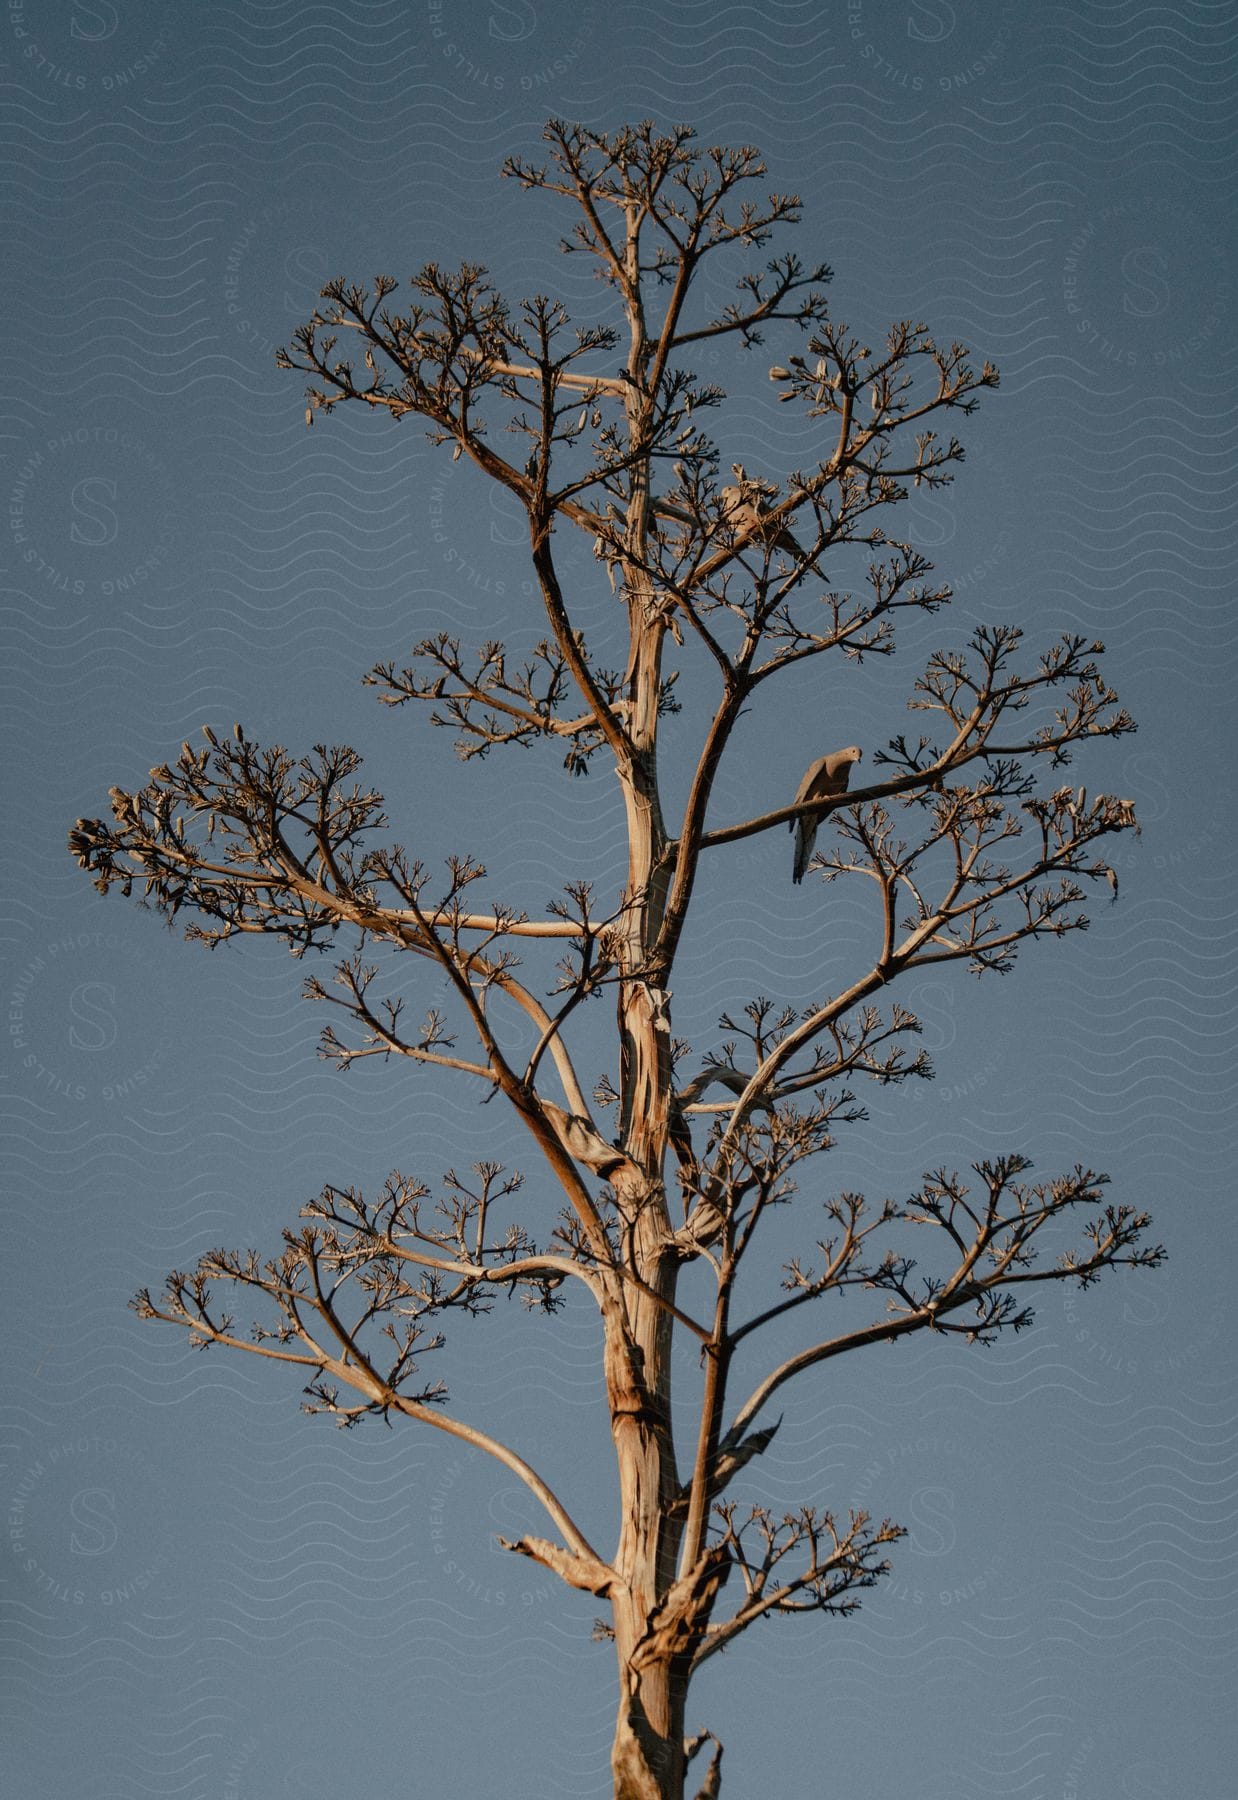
[3,4,1236,1797]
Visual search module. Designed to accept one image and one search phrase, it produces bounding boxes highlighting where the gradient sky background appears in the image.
[3,4,1236,1797]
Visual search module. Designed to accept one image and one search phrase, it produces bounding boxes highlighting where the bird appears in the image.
[790,745,862,883]
[713,1415,783,1488]
[719,464,805,559]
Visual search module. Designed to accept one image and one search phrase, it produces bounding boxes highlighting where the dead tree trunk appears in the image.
[606,1232,689,1800]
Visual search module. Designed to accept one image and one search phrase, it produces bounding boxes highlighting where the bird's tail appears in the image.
[791,821,811,884]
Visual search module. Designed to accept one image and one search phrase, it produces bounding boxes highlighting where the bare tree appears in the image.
[69,121,1162,1800]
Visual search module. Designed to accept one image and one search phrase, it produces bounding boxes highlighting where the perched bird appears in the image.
[790,745,862,883]
[713,1415,783,1489]
[719,464,804,559]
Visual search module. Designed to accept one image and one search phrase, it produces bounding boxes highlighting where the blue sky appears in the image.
[3,4,1236,1796]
